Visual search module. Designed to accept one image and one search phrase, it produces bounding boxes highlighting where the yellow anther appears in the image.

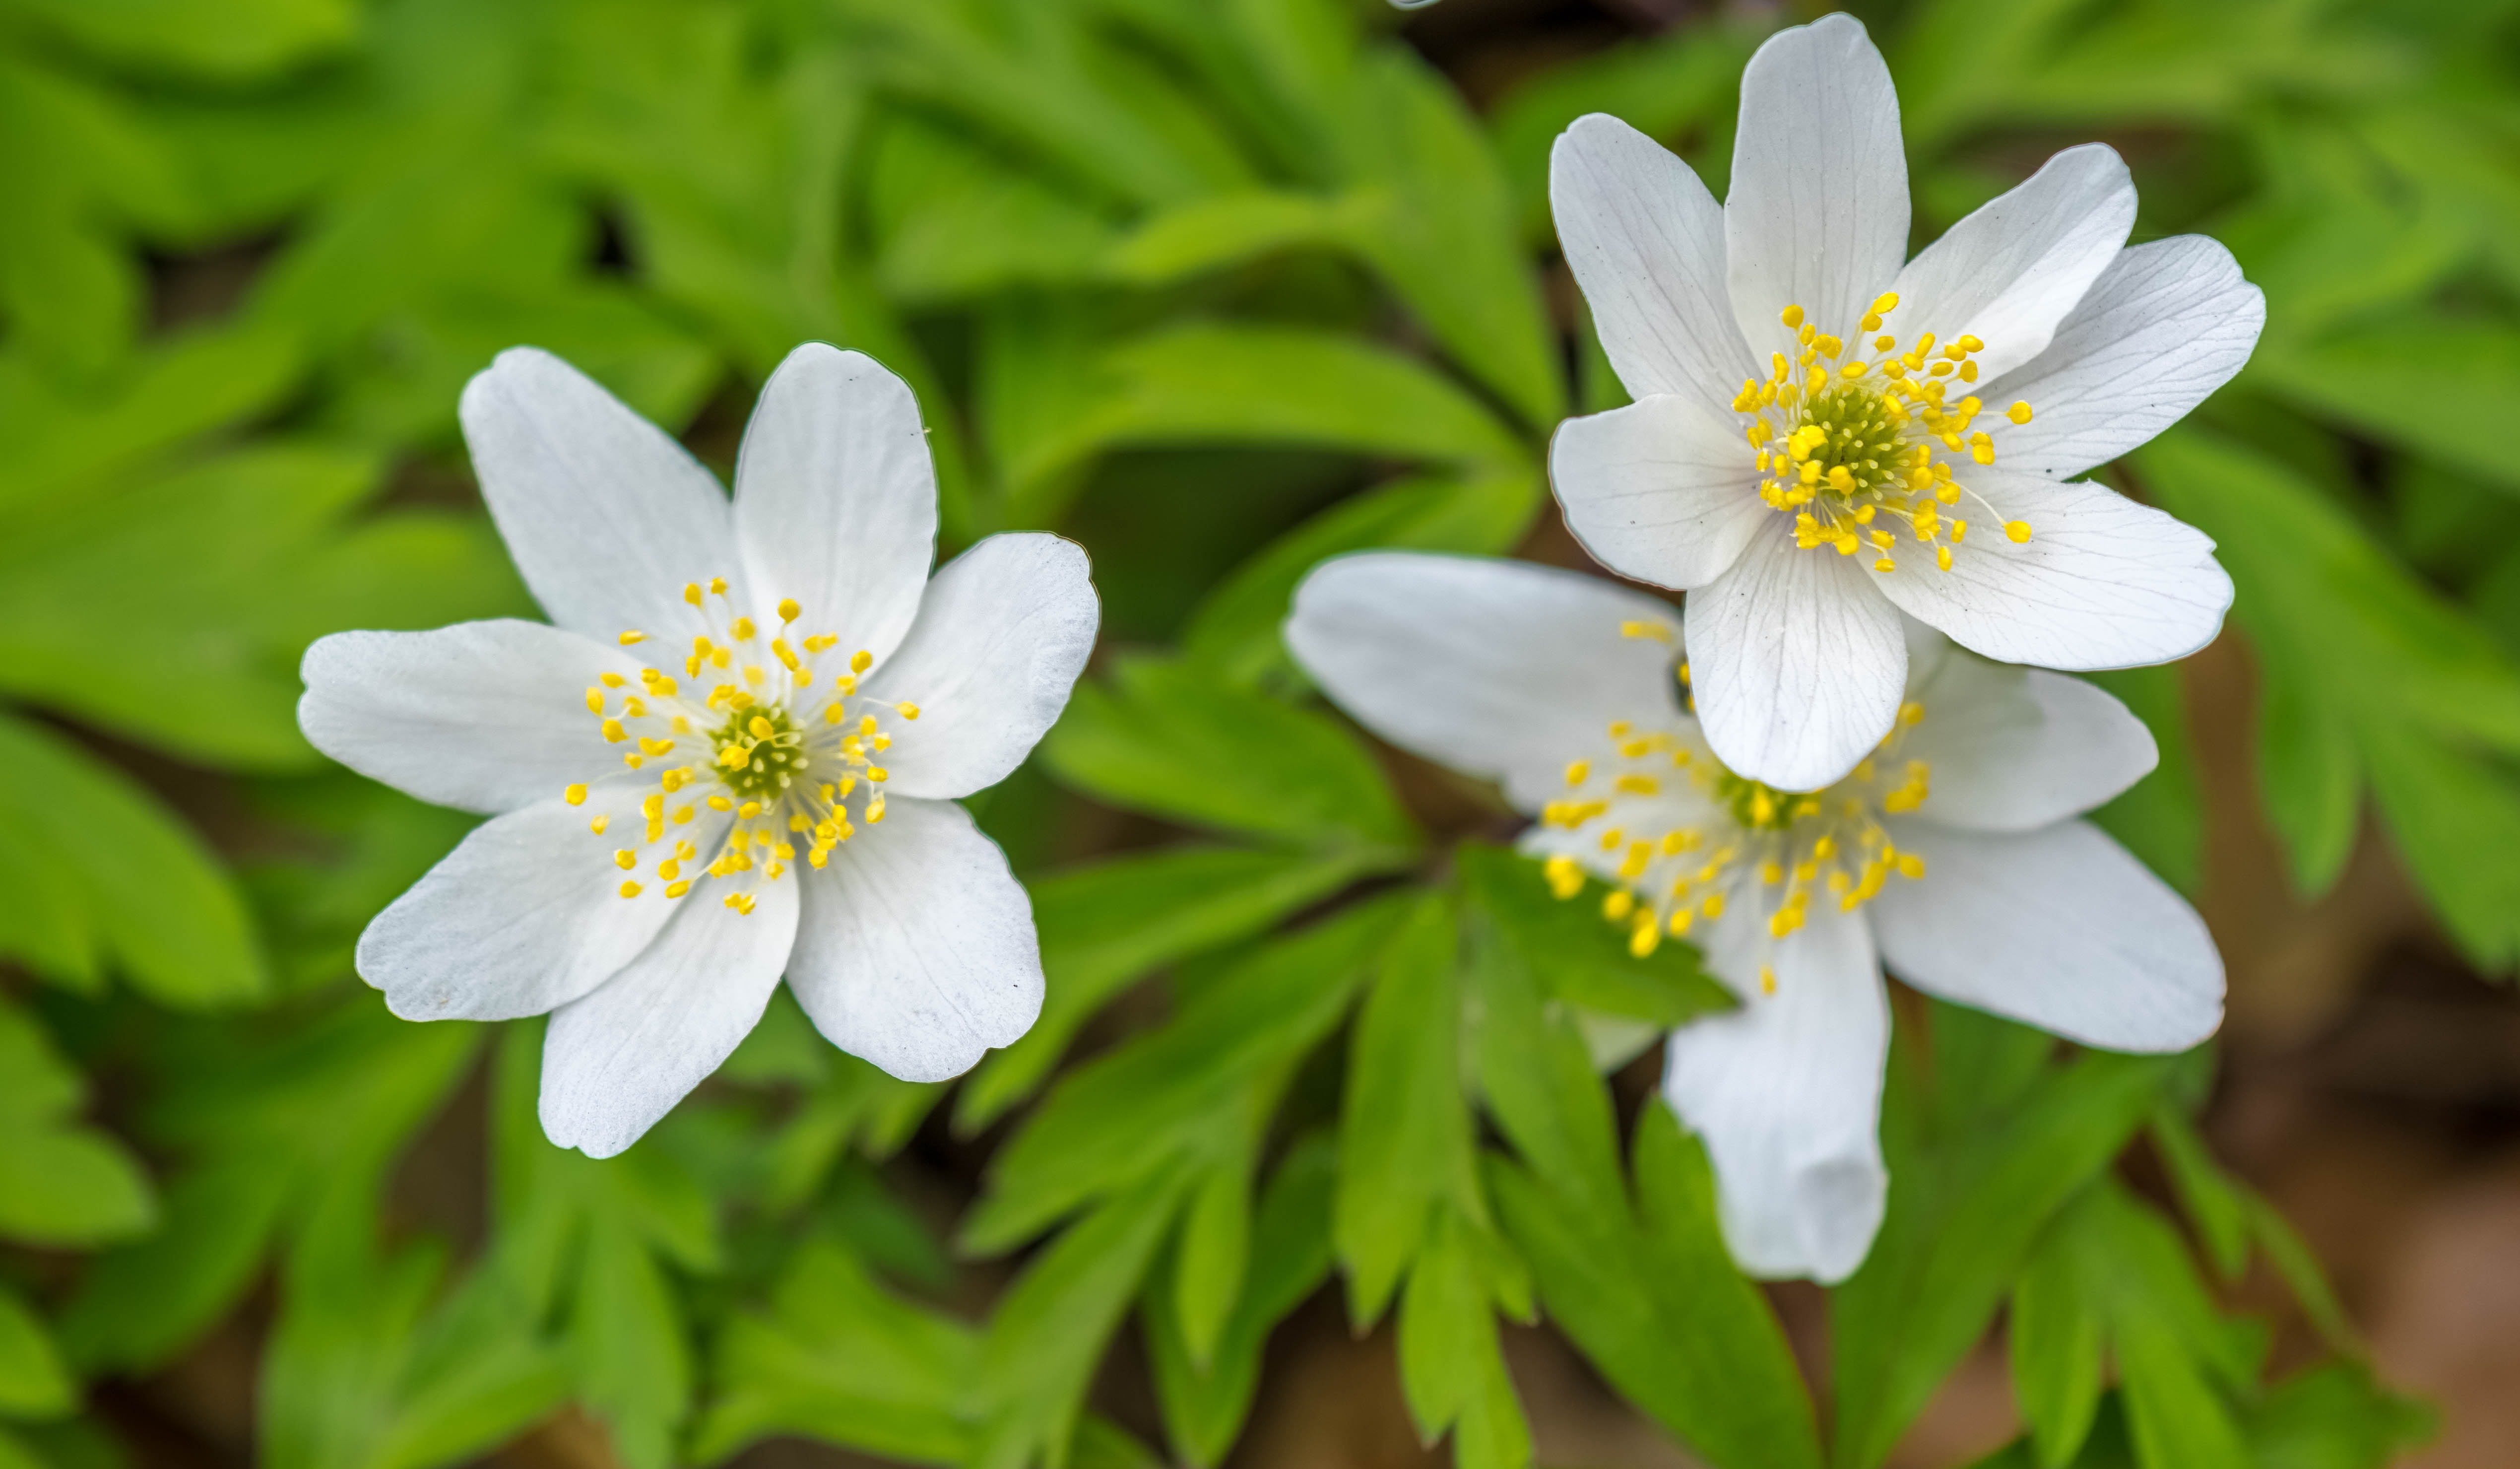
[1761,862,1784,885]
[1958,334,1984,353]
[618,631,646,646]
[850,649,873,673]
[708,795,732,811]
[2005,520,2033,543]
[743,665,765,686]
[1841,360,1869,379]
[1959,360,1979,383]
[1702,892,1726,920]
[1937,545,1954,571]
[776,598,801,623]
[1781,304,1805,329]
[640,738,674,757]
[1951,520,1969,542]
[1603,889,1635,921]
[562,784,588,806]
[1667,909,1693,937]
[1544,854,1585,899]
[729,617,756,641]
[1759,965,1777,996]
[586,687,605,713]
[773,639,800,671]
[1872,291,1900,316]
[1615,773,1659,796]
[601,719,627,743]
[589,815,609,835]
[1898,853,1927,880]
[899,702,920,721]
[867,796,886,824]
[673,804,694,825]
[1566,760,1592,786]
[684,583,704,606]
[1900,701,1925,727]
[1816,334,1843,359]
[665,880,693,898]
[1874,557,1896,573]
[1874,334,1896,351]
[748,715,775,739]
[2008,401,2033,425]
[869,766,889,782]
[620,880,643,898]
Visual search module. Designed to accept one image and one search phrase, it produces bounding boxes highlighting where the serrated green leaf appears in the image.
[1830,1026,2169,1469]
[693,1235,977,1466]
[1144,1137,1337,1468]
[1395,1207,1533,1469]
[1335,893,1477,1326]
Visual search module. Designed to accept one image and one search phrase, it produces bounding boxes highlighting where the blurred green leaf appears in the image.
[0,1002,155,1249]
[1042,655,1422,854]
[0,712,263,1007]
[0,1287,74,1421]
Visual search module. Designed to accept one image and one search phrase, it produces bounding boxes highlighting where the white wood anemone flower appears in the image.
[1285,551,2222,1283]
[1548,11,2261,792]
[298,344,1099,1158]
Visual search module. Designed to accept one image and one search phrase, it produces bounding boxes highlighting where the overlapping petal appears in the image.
[459,347,741,642]
[1551,113,1754,402]
[1901,640,2157,830]
[1889,143,2136,383]
[356,784,730,1022]
[1988,236,2266,480]
[1725,13,1909,346]
[539,869,800,1159]
[1875,467,2231,670]
[1869,818,2223,1052]
[300,620,640,816]
[788,796,1043,1083]
[733,344,939,671]
[1551,393,1770,590]
[1663,898,1888,1283]
[861,534,1098,801]
[1286,552,1685,809]
[1684,520,1907,792]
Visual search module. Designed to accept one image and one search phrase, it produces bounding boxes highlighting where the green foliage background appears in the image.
[1,0,2510,1466]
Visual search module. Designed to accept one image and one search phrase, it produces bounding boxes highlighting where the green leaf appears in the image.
[1830,1022,2170,1469]
[974,1176,1186,1469]
[0,325,300,517]
[11,0,360,82]
[2147,1107,2250,1282]
[2252,322,2520,497]
[2253,652,2361,899]
[0,1286,75,1420]
[1395,1207,1533,1469]
[994,323,1532,529]
[63,1001,477,1378]
[968,896,1404,1253]
[1457,843,1732,1026]
[1335,893,1479,1325]
[1144,1137,1338,1468]
[1488,1108,1820,1469]
[2241,1363,2435,1469]
[2011,1222,2105,1468]
[486,1027,719,1469]
[0,711,264,1007]
[0,1001,155,1249]
[1180,465,1542,688]
[1170,1146,1254,1371]
[1041,655,1422,854]
[958,843,1388,1131]
[2141,428,2520,968]
[692,1235,977,1466]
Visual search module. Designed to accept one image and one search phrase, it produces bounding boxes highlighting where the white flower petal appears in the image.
[1684,521,1906,792]
[459,347,740,642]
[539,870,800,1158]
[861,534,1099,801]
[733,344,939,670]
[1890,143,2136,383]
[1286,552,1684,810]
[1725,13,1908,347]
[1874,467,2231,670]
[1870,818,2223,1053]
[1550,394,1770,591]
[299,621,638,815]
[787,796,1041,1083]
[355,785,730,1021]
[1662,898,1888,1283]
[1986,236,2266,480]
[1551,113,1756,402]
[1902,647,2157,831]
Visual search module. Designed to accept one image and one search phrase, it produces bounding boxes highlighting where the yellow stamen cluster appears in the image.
[1536,696,1934,974]
[572,580,925,915]
[1736,296,2037,574]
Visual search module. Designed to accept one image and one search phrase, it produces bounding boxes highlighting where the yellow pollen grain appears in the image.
[2005,520,2033,543]
[777,598,801,623]
[850,649,873,673]
[618,631,645,646]
[564,784,588,805]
